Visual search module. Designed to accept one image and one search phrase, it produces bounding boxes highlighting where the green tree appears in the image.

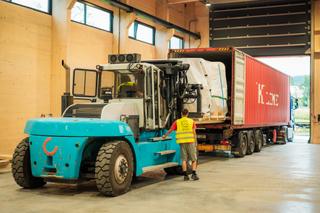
[301,75,310,107]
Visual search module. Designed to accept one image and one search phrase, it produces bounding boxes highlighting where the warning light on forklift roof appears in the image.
[108,53,141,64]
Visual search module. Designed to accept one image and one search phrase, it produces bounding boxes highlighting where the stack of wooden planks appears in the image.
[0,155,11,173]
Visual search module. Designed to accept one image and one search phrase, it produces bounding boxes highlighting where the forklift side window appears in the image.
[100,71,115,100]
[73,69,97,97]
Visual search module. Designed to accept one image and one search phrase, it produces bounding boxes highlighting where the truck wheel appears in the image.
[280,127,288,144]
[95,141,134,196]
[254,130,263,152]
[246,131,255,155]
[11,138,46,188]
[233,132,247,158]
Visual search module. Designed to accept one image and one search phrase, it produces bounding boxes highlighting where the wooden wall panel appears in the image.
[126,0,156,15]
[311,0,320,144]
[168,4,185,28]
[0,0,207,156]
[0,1,52,155]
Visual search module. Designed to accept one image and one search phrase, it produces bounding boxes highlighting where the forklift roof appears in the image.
[97,62,160,73]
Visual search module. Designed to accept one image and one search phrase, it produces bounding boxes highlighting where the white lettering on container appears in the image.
[256,82,279,107]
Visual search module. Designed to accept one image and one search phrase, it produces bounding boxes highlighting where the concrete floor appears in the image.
[1,137,320,213]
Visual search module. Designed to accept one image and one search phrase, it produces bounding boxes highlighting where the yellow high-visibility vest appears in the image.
[176,117,195,144]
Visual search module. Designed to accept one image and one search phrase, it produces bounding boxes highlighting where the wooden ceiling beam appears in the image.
[168,0,200,5]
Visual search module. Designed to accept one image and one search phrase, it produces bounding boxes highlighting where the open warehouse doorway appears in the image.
[257,56,311,143]
[209,0,311,143]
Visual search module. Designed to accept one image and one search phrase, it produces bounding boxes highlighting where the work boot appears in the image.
[184,175,190,181]
[191,171,199,181]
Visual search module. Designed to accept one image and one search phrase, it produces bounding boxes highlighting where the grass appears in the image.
[294,107,310,136]
[294,107,310,124]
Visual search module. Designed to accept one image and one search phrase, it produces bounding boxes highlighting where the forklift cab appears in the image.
[65,61,165,134]
[63,53,199,141]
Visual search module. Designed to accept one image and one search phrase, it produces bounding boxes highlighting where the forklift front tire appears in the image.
[95,141,134,196]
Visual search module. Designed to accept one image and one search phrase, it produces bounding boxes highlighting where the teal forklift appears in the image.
[11,54,201,196]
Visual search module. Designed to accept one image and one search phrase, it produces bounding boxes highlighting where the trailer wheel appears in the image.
[11,138,46,188]
[233,132,247,158]
[246,131,255,155]
[95,141,134,196]
[278,127,288,144]
[254,130,263,152]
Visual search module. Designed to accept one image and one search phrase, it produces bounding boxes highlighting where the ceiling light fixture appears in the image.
[202,0,211,7]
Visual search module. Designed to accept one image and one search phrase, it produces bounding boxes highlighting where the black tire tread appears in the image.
[233,131,247,158]
[246,131,255,155]
[11,138,46,188]
[95,141,133,196]
[254,130,263,152]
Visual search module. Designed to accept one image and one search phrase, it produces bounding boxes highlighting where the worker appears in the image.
[162,108,199,181]
[117,81,143,98]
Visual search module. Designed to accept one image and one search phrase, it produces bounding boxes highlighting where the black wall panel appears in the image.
[209,0,311,56]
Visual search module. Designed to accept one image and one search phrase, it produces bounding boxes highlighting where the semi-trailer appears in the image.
[169,47,292,156]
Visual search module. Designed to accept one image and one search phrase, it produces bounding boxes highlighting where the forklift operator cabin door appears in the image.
[72,69,98,100]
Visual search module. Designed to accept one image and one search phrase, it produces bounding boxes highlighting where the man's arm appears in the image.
[162,121,177,139]
[193,122,197,142]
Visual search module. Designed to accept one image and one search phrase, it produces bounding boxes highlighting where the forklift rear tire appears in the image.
[11,138,46,188]
[233,131,247,158]
[95,141,134,196]
[254,130,263,152]
[246,131,255,155]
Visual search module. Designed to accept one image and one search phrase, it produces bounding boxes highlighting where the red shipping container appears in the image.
[169,47,291,129]
[244,56,290,127]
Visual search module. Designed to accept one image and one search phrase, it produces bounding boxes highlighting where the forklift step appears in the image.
[142,162,178,173]
[155,150,176,155]
[148,136,172,142]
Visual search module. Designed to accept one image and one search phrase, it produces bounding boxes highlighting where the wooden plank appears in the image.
[0,155,12,160]
[168,0,199,5]
[0,159,10,167]
[195,119,225,124]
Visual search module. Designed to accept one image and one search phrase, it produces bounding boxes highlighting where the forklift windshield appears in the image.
[100,70,145,99]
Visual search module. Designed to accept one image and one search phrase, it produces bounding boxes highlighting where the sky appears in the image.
[256,56,311,77]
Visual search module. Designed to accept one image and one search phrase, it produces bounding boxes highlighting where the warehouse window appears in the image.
[71,1,113,32]
[71,2,85,23]
[6,0,51,14]
[129,21,155,45]
[169,36,184,49]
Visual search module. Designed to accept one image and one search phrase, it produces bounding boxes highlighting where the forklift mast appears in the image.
[144,60,201,128]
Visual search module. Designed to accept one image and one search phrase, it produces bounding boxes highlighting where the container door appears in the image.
[233,50,246,125]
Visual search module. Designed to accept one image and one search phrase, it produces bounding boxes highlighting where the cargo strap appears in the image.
[217,63,226,107]
[211,95,228,100]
